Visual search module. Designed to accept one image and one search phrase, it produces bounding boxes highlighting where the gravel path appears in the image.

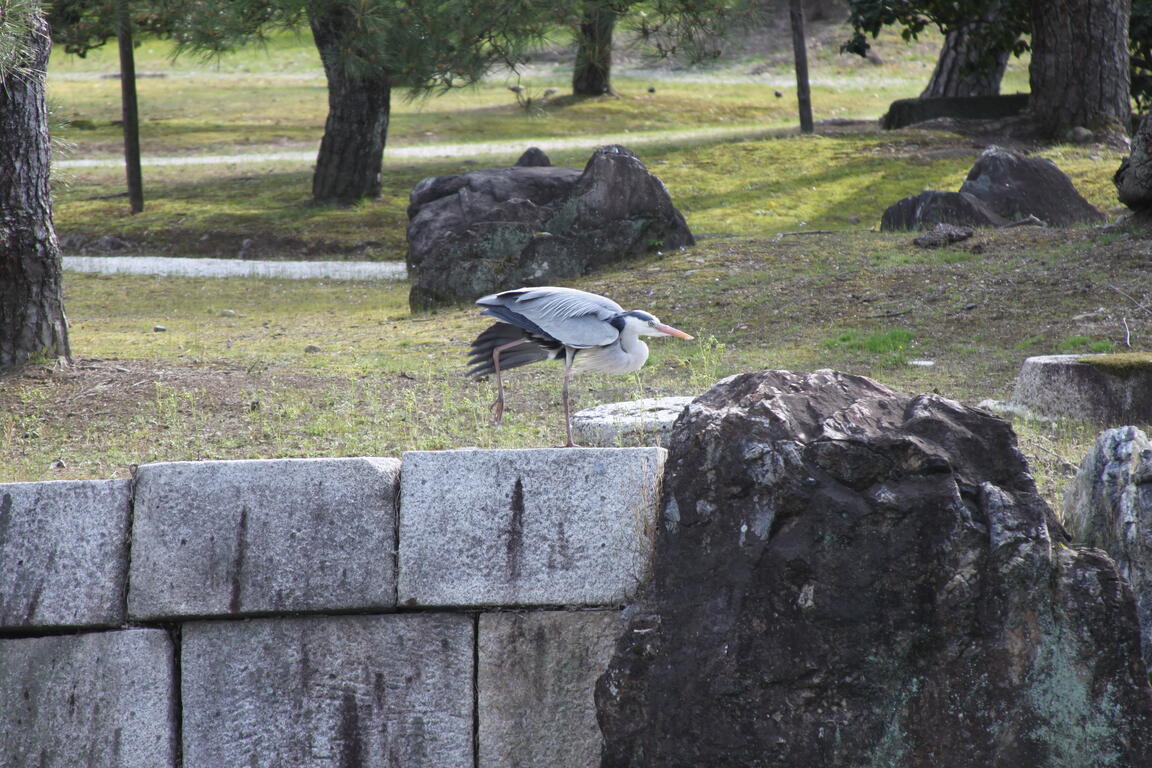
[63,256,407,280]
[57,122,797,279]
[54,124,783,169]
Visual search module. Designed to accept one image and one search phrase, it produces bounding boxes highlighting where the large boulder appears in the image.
[959,146,1107,226]
[881,146,1105,231]
[405,145,694,311]
[597,369,1152,768]
[880,190,1006,231]
[1063,426,1152,667]
[514,146,552,167]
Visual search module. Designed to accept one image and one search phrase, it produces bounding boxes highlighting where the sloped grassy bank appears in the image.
[4,222,1149,521]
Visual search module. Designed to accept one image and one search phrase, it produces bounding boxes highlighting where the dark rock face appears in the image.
[959,146,1107,227]
[881,146,1104,231]
[406,145,694,311]
[1063,426,1152,667]
[880,190,1006,231]
[1116,114,1152,211]
[597,370,1152,768]
[515,147,551,167]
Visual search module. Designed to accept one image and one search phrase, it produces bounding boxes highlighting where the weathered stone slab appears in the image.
[1010,353,1152,425]
[0,478,131,628]
[479,610,625,768]
[881,93,1029,130]
[398,448,665,606]
[181,614,473,768]
[0,629,176,768]
[128,457,400,620]
[572,397,694,448]
[912,222,974,248]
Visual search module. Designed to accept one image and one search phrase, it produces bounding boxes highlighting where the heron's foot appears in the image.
[490,396,505,425]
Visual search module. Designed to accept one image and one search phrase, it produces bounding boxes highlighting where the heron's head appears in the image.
[619,310,694,340]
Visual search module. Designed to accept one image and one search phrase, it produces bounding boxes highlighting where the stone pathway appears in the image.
[54,124,782,169]
[63,256,407,280]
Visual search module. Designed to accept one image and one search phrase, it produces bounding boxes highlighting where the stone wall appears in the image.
[0,448,666,768]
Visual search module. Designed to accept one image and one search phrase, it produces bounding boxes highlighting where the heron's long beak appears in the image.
[655,323,694,340]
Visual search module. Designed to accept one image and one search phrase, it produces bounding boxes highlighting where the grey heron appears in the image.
[467,286,693,447]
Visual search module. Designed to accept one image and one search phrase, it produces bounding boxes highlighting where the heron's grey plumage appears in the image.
[477,286,624,348]
[469,285,692,446]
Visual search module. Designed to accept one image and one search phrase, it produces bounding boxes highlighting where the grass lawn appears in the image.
[3,19,1148,517]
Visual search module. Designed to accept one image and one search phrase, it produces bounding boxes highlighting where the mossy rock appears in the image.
[1012,354,1152,425]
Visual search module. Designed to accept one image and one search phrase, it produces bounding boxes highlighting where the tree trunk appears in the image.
[572,2,616,96]
[116,0,144,214]
[1029,0,1131,138]
[789,0,814,133]
[921,21,1011,98]
[0,12,71,369]
[308,4,392,205]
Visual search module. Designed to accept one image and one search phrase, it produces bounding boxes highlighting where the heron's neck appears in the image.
[573,324,649,374]
[618,326,650,363]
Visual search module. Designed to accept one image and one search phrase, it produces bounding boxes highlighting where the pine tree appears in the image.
[0,2,72,369]
[165,0,554,205]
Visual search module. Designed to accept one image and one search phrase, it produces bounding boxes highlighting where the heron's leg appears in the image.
[491,338,529,424]
[562,347,577,447]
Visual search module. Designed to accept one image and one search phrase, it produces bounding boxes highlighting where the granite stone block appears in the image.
[398,448,665,606]
[128,457,399,619]
[0,478,131,628]
[181,613,473,767]
[479,610,625,768]
[572,397,694,448]
[0,629,176,768]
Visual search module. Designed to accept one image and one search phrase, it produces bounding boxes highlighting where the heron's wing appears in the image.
[477,287,622,347]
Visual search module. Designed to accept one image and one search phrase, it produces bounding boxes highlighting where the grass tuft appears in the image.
[825,328,915,366]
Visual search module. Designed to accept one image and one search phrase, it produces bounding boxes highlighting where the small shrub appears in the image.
[679,334,727,389]
[508,84,558,117]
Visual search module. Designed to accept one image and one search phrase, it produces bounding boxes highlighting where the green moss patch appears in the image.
[1078,352,1152,376]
